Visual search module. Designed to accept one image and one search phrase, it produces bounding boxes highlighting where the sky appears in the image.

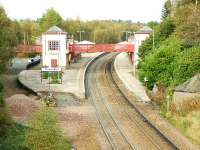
[0,0,165,23]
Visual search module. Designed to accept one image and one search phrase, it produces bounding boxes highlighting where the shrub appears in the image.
[0,107,11,136]
[139,18,175,59]
[0,92,5,107]
[23,106,71,150]
[0,81,3,92]
[173,46,200,85]
[139,36,182,89]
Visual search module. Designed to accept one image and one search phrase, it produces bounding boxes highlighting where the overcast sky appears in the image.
[0,0,165,23]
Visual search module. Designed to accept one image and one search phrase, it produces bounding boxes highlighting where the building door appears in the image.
[51,59,57,68]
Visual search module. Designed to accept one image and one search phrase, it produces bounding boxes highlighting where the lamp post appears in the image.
[77,30,85,42]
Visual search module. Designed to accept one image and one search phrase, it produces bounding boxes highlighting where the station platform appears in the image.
[114,52,150,102]
[18,53,103,99]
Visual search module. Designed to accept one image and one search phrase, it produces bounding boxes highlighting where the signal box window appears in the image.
[48,41,60,51]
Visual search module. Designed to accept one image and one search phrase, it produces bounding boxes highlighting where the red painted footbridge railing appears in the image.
[16,44,134,54]
[70,44,134,53]
[16,44,42,54]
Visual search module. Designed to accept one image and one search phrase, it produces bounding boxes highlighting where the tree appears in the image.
[174,4,200,47]
[173,46,200,85]
[39,8,63,33]
[24,106,71,150]
[19,19,39,44]
[0,7,16,74]
[162,0,172,19]
[138,18,175,60]
[139,36,182,89]
[177,0,200,6]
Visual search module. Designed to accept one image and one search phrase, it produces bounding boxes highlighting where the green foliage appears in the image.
[174,4,200,47]
[0,107,11,136]
[139,36,182,89]
[0,7,16,74]
[42,72,49,79]
[39,8,63,33]
[0,81,10,136]
[42,72,62,84]
[139,18,175,59]
[23,106,71,150]
[1,6,142,45]
[177,0,200,6]
[62,19,141,43]
[20,19,40,44]
[159,18,175,38]
[0,81,3,93]
[173,46,200,85]
[0,123,28,150]
[162,0,172,19]
[0,92,5,107]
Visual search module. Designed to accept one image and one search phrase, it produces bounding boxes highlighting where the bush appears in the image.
[0,123,27,150]
[139,18,175,59]
[23,106,71,150]
[173,46,200,85]
[139,36,182,89]
[0,107,11,136]
[0,81,3,92]
[0,92,5,107]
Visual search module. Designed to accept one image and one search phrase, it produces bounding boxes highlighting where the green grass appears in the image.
[42,72,62,84]
[0,122,28,150]
[167,111,200,146]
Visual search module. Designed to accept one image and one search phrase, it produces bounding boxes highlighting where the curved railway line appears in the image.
[85,53,178,150]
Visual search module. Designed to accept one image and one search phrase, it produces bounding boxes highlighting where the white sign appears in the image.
[41,67,62,72]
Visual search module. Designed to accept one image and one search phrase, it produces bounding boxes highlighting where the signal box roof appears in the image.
[44,26,67,34]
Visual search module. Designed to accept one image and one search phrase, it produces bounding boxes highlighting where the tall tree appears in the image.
[20,19,39,44]
[39,8,63,33]
[0,7,16,74]
[162,0,172,19]
[174,4,200,47]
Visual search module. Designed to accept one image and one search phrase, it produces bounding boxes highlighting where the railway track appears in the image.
[85,53,178,150]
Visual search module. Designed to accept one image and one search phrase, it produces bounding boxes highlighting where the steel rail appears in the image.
[85,53,179,150]
[109,55,179,150]
[104,59,166,150]
[86,54,136,150]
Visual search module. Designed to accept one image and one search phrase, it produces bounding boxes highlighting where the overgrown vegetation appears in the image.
[23,106,71,150]
[0,7,16,74]
[139,0,200,90]
[0,81,11,137]
[0,123,28,150]
[138,0,200,145]
[42,72,62,84]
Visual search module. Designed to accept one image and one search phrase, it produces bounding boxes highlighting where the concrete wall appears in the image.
[42,34,67,68]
